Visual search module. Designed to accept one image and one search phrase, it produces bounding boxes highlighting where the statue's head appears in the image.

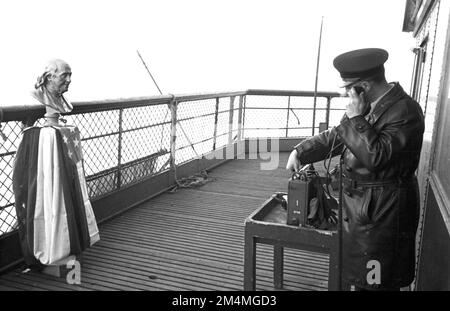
[35,59,72,95]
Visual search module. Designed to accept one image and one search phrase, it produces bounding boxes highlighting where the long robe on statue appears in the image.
[13,124,100,266]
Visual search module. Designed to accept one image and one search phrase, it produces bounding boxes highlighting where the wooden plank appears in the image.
[0,284,20,291]
[0,275,51,291]
[0,278,38,291]
[4,272,82,291]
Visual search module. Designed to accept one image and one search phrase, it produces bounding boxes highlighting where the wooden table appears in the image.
[243,196,341,291]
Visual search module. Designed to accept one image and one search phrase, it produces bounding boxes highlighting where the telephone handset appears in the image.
[353,86,364,95]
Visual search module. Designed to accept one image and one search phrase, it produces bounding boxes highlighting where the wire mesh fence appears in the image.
[0,90,340,236]
[243,92,344,138]
[0,121,25,234]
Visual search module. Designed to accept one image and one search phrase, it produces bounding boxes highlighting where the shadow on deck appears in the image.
[0,152,330,291]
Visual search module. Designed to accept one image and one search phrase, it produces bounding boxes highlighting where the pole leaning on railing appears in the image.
[312,16,324,136]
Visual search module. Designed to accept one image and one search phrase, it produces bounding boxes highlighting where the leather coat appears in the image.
[295,83,424,289]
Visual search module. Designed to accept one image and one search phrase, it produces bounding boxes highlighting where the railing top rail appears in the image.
[174,91,247,103]
[72,95,175,112]
[0,95,175,122]
[245,89,341,98]
[0,89,341,123]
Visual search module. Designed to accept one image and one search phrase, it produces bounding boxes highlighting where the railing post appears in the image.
[169,99,178,181]
[285,96,291,138]
[242,95,247,139]
[312,97,317,136]
[228,96,235,144]
[212,98,219,150]
[237,95,244,141]
[117,108,123,189]
[325,96,331,130]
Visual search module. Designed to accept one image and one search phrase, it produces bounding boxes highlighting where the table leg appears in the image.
[244,231,256,291]
[328,241,340,291]
[274,245,284,289]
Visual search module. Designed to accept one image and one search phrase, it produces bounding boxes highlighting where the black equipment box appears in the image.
[287,164,316,226]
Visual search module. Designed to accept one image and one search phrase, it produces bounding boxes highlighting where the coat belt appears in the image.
[342,176,413,189]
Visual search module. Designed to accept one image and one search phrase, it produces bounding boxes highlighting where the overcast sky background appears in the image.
[0,0,415,103]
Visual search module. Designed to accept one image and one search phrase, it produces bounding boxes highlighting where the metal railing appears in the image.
[0,89,341,236]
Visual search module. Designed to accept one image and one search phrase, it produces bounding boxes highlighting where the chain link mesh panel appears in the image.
[0,121,23,155]
[64,110,121,199]
[122,105,170,131]
[244,95,339,138]
[65,111,120,138]
[243,95,288,138]
[120,105,171,186]
[329,97,348,127]
[0,121,24,234]
[0,206,17,234]
[215,110,231,150]
[0,154,15,211]
[176,98,219,165]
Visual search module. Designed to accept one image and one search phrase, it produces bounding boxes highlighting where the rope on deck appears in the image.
[170,171,216,193]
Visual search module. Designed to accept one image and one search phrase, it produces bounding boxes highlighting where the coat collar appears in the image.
[367,82,407,125]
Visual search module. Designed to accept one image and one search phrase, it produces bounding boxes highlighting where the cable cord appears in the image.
[323,129,342,196]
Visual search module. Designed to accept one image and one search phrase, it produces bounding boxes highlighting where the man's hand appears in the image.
[346,87,368,118]
[286,149,301,172]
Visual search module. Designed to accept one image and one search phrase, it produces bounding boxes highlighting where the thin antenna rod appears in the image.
[312,16,324,136]
[137,50,163,95]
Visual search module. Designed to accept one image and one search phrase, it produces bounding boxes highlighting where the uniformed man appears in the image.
[286,48,425,291]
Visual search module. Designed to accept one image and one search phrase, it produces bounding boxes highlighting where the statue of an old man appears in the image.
[13,59,100,276]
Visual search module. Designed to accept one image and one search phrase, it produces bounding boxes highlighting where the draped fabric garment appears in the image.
[13,125,100,266]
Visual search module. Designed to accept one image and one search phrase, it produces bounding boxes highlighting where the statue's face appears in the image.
[47,62,72,94]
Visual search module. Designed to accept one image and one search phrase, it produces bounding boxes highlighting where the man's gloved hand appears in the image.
[286,149,301,172]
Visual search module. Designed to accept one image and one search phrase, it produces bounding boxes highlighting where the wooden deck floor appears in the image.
[0,152,332,291]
